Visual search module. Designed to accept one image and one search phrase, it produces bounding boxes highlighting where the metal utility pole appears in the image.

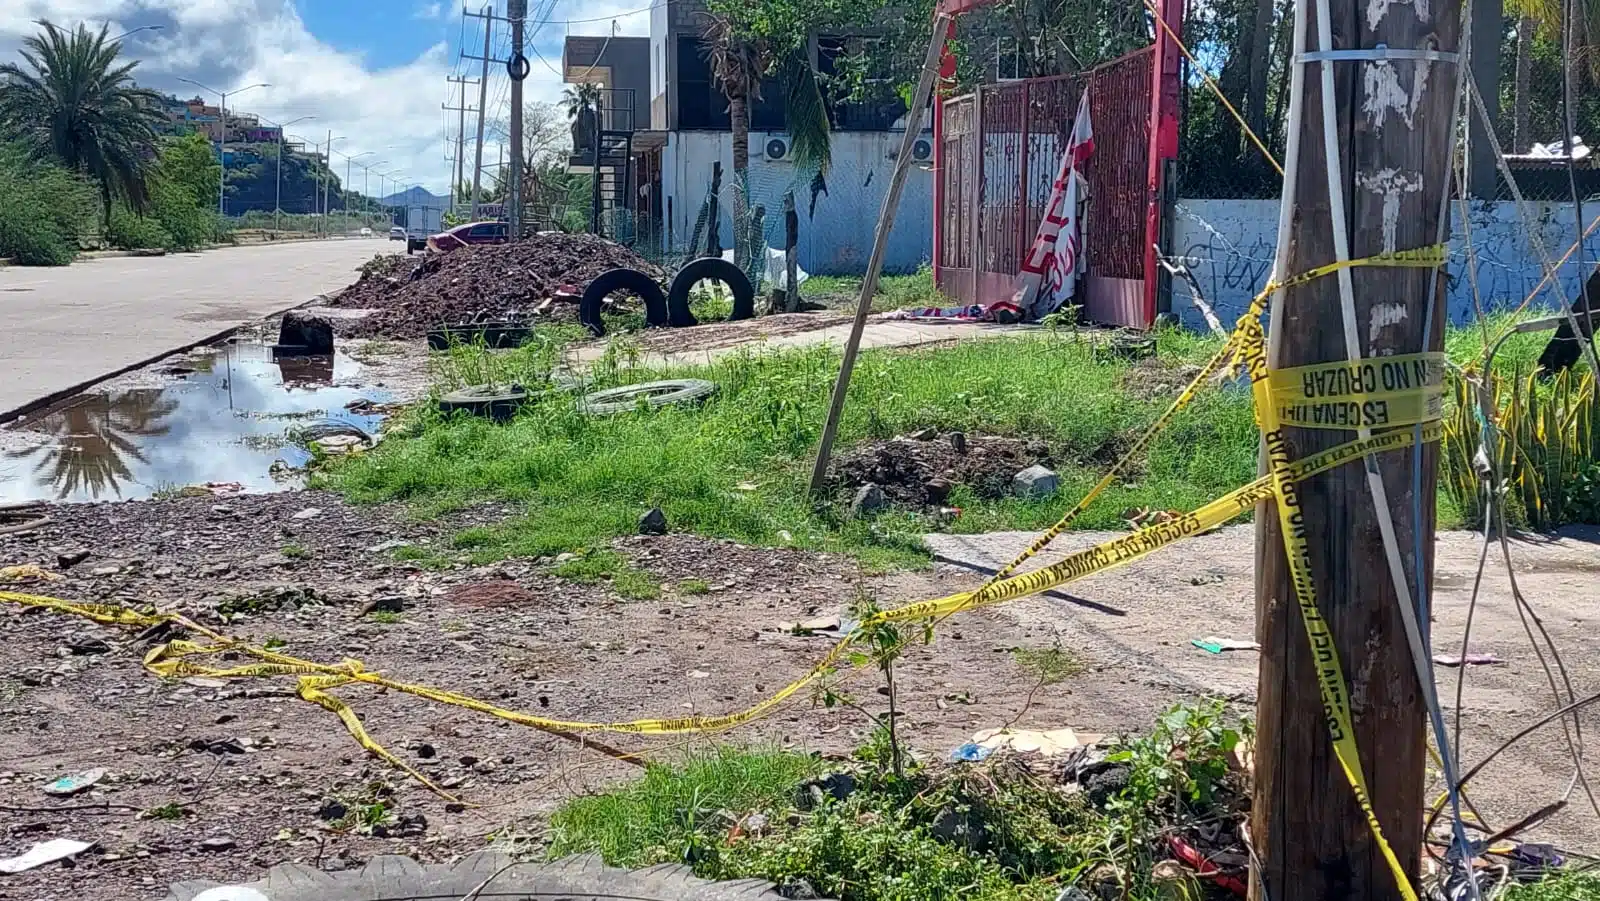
[464,4,495,220]
[1251,0,1461,899]
[445,74,478,211]
[176,78,268,222]
[507,0,529,236]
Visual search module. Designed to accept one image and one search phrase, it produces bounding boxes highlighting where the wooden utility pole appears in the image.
[807,13,950,495]
[1253,0,1460,898]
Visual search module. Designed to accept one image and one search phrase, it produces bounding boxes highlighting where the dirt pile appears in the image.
[831,430,1050,507]
[333,235,663,337]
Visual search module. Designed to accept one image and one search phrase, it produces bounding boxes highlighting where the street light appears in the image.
[176,78,269,219]
[319,134,347,235]
[361,160,389,226]
[109,25,163,41]
[260,115,315,233]
[344,151,375,233]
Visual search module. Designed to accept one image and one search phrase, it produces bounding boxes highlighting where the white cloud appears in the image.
[0,0,659,196]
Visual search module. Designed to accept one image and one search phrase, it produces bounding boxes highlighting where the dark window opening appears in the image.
[677,36,730,129]
[817,35,906,131]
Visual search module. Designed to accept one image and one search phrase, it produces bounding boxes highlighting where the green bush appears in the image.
[107,203,173,250]
[151,180,218,250]
[0,141,95,265]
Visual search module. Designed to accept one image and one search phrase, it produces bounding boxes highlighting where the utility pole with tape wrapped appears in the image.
[1252,0,1464,898]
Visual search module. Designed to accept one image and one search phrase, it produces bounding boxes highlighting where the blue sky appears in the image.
[2,1,650,194]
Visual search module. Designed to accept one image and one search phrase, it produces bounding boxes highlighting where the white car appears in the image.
[388,226,406,241]
[359,227,373,237]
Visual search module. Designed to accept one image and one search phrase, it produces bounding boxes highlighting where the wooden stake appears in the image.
[1252,0,1459,898]
[807,14,950,496]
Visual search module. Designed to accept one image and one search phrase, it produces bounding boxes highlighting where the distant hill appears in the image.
[381,186,449,208]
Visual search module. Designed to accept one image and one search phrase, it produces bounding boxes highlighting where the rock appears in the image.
[638,507,668,535]
[211,505,235,516]
[316,798,348,821]
[779,878,819,899]
[850,484,888,517]
[359,596,405,616]
[923,477,954,503]
[413,742,436,759]
[367,539,413,553]
[65,634,111,655]
[201,562,233,577]
[278,310,335,354]
[292,508,323,521]
[554,552,577,564]
[55,550,91,570]
[396,813,428,835]
[198,837,237,853]
[88,565,121,578]
[949,431,967,454]
[909,427,938,440]
[1012,464,1060,499]
[314,434,365,455]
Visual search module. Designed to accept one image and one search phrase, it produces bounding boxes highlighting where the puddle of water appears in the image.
[1,342,390,503]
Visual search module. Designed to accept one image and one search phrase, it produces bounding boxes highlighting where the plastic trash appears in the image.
[0,839,94,874]
[43,767,106,796]
[1191,637,1261,654]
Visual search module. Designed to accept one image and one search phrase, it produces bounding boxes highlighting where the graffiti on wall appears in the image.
[1170,198,1600,330]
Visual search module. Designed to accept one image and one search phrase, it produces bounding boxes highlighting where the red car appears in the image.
[425,220,510,253]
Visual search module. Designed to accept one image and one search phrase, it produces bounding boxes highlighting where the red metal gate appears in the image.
[934,46,1155,326]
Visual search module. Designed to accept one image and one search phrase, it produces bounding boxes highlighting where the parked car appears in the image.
[388,226,406,241]
[359,227,373,237]
[426,220,510,254]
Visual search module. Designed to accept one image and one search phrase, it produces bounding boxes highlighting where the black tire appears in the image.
[578,379,719,415]
[667,257,756,327]
[580,268,668,337]
[438,384,543,422]
[168,850,818,900]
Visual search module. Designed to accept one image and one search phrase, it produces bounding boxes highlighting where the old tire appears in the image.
[438,384,540,422]
[580,268,668,338]
[578,378,718,415]
[168,851,824,900]
[667,256,756,327]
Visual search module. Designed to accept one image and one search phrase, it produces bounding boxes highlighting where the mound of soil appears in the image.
[830,431,1051,507]
[334,234,663,338]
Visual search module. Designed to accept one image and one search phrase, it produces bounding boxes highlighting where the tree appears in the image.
[0,21,166,228]
[1505,0,1600,152]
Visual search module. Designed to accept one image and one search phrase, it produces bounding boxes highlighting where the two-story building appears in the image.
[562,0,933,275]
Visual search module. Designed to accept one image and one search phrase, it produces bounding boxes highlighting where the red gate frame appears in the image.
[930,0,1182,327]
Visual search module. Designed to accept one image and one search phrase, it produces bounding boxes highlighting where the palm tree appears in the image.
[701,14,833,176]
[0,21,166,228]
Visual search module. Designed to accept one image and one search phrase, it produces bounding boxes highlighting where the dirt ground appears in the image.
[2,488,1597,899]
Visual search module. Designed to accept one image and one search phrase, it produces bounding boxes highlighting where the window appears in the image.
[677,37,730,130]
[816,35,906,131]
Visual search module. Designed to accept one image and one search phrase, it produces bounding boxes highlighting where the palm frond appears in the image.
[780,52,832,174]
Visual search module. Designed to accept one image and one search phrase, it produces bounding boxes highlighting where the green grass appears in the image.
[324,330,1250,570]
[280,543,310,560]
[1503,873,1600,900]
[678,578,712,595]
[799,266,946,313]
[544,702,1248,901]
[547,549,663,601]
[368,611,404,624]
[547,746,826,866]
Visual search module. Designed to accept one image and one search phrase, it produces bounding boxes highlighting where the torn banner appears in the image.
[1012,91,1093,320]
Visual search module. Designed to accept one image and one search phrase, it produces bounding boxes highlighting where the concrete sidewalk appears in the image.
[0,239,383,421]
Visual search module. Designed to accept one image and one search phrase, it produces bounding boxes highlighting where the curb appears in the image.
[0,287,348,427]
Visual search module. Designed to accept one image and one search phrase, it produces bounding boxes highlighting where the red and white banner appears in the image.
[1011,93,1093,318]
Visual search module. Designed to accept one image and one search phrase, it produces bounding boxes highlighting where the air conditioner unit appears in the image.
[911,138,933,162]
[763,136,791,162]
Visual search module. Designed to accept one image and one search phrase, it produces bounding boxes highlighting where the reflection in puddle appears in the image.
[1,342,389,503]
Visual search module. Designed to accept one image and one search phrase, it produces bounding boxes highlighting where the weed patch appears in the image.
[550,549,662,600]
[545,702,1251,901]
[325,331,1248,569]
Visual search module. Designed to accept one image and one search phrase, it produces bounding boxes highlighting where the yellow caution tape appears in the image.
[0,242,1447,898]
[1242,328,1421,901]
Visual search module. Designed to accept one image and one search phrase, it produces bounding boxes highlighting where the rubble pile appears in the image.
[334,234,663,337]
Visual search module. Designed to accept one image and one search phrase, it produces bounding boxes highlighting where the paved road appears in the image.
[0,239,383,419]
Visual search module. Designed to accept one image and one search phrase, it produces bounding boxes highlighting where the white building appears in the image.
[562,5,934,275]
